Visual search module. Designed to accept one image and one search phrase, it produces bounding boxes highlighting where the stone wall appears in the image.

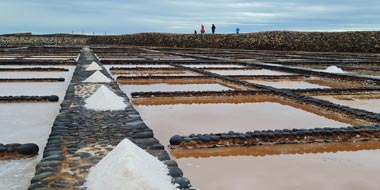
[1,31,380,53]
[0,34,87,45]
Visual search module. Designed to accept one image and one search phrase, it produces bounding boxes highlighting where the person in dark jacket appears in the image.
[211,24,216,34]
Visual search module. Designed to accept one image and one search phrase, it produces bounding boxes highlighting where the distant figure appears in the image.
[236,27,240,34]
[194,29,197,34]
[201,24,205,34]
[211,24,216,34]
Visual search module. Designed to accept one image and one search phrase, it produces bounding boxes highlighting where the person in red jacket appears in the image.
[201,24,205,34]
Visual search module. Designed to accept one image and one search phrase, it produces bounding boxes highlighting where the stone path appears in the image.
[28,47,191,190]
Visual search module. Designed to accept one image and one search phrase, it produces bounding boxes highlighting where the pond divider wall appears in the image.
[0,95,59,103]
[169,125,380,149]
[28,48,192,190]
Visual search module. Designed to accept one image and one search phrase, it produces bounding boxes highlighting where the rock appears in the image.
[17,143,39,155]
[200,135,211,142]
[210,135,220,141]
[0,145,6,152]
[168,167,183,178]
[169,135,182,145]
[133,131,154,139]
[164,160,178,167]
[172,177,191,189]
[47,95,59,102]
[31,172,54,183]
[7,146,16,152]
[183,137,192,142]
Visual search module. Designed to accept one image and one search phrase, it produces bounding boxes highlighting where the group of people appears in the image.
[194,24,240,34]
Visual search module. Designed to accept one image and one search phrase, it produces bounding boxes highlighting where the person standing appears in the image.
[201,24,205,34]
[194,29,197,34]
[236,27,240,34]
[211,24,216,34]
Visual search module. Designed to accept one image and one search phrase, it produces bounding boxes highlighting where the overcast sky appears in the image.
[0,0,379,34]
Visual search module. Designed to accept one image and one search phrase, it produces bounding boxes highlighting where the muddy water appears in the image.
[315,96,380,113]
[120,83,231,98]
[174,142,380,190]
[206,69,293,76]
[135,102,348,147]
[247,80,329,89]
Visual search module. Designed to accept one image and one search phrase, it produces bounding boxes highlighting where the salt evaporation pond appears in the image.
[0,103,61,190]
[315,96,380,113]
[174,144,380,190]
[206,69,293,76]
[247,80,330,89]
[0,66,75,79]
[103,65,173,71]
[120,83,231,98]
[182,64,245,68]
[0,66,74,100]
[0,65,74,190]
[135,102,348,147]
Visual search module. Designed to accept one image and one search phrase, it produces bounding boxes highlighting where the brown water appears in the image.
[173,142,380,190]
[135,102,348,147]
[206,69,293,76]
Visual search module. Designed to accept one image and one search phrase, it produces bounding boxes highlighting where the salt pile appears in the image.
[83,71,111,83]
[84,85,127,111]
[85,138,178,190]
[323,66,345,73]
[86,61,102,71]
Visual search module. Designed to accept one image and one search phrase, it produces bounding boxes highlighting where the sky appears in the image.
[0,0,379,34]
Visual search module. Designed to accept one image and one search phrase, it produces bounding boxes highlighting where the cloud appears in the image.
[0,0,379,34]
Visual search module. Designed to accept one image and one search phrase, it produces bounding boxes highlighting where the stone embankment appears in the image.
[0,143,39,159]
[169,125,380,149]
[28,48,192,190]
[1,31,380,53]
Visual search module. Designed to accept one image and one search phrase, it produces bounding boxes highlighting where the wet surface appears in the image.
[247,80,330,89]
[120,83,231,98]
[0,64,74,190]
[315,95,380,113]
[182,64,246,68]
[173,142,380,190]
[206,69,293,76]
[135,102,348,147]
[0,103,60,190]
[0,66,75,79]
[103,64,173,70]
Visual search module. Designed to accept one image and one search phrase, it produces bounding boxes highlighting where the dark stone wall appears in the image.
[1,31,380,53]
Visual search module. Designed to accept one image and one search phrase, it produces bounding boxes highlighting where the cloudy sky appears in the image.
[0,0,379,34]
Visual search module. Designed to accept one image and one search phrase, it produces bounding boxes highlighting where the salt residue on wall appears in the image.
[85,138,178,190]
[84,85,127,111]
[83,71,111,83]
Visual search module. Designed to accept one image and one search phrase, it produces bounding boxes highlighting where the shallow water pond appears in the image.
[135,102,348,147]
[173,143,380,190]
[121,83,231,98]
[206,69,293,76]
[315,95,380,113]
[247,80,329,89]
